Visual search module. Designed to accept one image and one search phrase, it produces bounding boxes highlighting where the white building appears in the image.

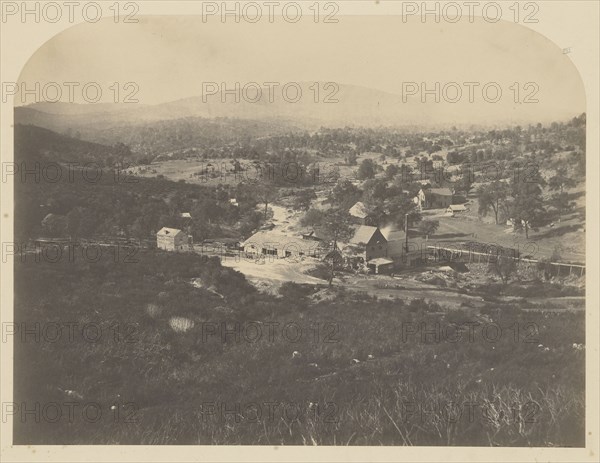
[157,227,190,251]
[241,231,326,259]
[445,204,467,217]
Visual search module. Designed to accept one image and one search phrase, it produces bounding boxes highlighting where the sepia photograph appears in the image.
[1,1,598,461]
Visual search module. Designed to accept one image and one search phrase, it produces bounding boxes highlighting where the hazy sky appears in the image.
[17,15,585,124]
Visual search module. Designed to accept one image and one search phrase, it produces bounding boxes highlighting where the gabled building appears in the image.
[414,189,427,211]
[349,201,370,224]
[424,188,453,209]
[348,225,388,261]
[157,227,191,251]
[445,204,467,217]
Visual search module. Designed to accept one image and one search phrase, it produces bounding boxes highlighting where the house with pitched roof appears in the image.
[157,227,191,251]
[445,204,468,217]
[414,189,427,211]
[348,201,370,224]
[347,225,388,261]
[424,188,453,209]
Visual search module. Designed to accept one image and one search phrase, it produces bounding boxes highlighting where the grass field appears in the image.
[13,250,585,446]
[416,207,585,264]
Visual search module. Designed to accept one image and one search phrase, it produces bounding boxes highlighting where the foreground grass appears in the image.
[13,250,584,445]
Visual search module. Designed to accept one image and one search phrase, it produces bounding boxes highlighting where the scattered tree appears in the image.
[385,164,399,180]
[508,170,547,238]
[300,209,326,228]
[252,183,277,219]
[477,181,510,225]
[328,179,362,210]
[551,192,575,221]
[312,209,353,286]
[362,178,389,205]
[419,220,439,240]
[357,159,376,180]
[293,189,317,211]
[387,195,422,231]
[455,169,474,195]
[548,166,576,194]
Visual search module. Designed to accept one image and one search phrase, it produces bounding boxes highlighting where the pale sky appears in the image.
[17,15,585,124]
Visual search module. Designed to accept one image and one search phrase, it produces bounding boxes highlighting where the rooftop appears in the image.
[349,201,369,219]
[242,230,328,252]
[349,225,383,245]
[368,257,394,266]
[428,188,453,196]
[157,227,183,236]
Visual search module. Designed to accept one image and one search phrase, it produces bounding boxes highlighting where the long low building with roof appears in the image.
[241,230,328,259]
[445,204,468,216]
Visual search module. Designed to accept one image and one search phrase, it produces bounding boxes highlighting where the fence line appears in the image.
[427,245,585,277]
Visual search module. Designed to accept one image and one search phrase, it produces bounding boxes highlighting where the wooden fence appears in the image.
[427,245,585,277]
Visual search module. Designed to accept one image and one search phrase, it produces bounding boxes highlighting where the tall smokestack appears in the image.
[405,214,409,252]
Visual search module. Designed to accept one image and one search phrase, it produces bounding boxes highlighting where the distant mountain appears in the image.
[15,83,432,139]
[19,83,416,127]
[15,82,580,154]
[14,110,301,156]
[22,101,143,115]
[13,83,425,155]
